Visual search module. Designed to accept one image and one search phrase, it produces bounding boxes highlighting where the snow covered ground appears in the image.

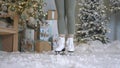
[0,41,120,68]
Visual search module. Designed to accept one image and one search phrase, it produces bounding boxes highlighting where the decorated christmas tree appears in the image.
[76,0,109,43]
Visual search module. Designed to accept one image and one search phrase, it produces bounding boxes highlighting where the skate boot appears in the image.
[66,38,74,55]
[55,37,65,55]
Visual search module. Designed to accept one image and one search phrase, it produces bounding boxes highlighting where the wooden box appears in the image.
[35,41,52,53]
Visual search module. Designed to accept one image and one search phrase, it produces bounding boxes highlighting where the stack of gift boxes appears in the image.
[35,10,58,53]
[39,10,58,41]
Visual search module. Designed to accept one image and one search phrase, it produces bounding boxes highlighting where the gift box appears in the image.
[47,10,58,20]
[40,23,51,41]
[39,20,58,41]
[35,41,52,53]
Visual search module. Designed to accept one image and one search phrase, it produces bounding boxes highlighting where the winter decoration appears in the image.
[76,0,109,43]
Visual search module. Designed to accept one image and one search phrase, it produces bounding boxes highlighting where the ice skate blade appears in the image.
[68,51,74,53]
[55,51,65,55]
[62,48,65,51]
[67,51,74,56]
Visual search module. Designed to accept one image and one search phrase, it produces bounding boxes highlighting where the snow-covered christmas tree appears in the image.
[76,0,109,43]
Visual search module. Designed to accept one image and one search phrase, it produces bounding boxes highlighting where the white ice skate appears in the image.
[55,37,65,55]
[66,38,75,53]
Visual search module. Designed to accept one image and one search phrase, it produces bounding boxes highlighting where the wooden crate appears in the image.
[0,13,19,52]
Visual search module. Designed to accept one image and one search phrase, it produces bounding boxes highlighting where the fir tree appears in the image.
[76,0,109,43]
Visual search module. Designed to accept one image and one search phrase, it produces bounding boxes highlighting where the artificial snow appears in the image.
[0,41,120,68]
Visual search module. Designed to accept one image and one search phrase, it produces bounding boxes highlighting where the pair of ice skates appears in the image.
[55,37,74,55]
